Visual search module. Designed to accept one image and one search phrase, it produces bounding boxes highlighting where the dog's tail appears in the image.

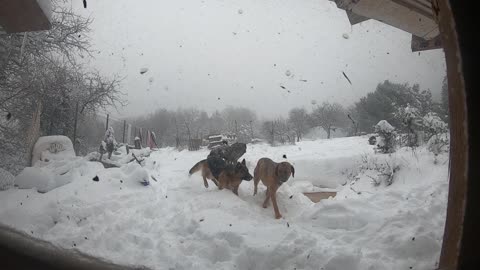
[189,159,206,175]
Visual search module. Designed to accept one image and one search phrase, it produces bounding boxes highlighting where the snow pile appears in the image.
[0,137,448,269]
[15,167,56,193]
[32,136,75,166]
[0,168,15,190]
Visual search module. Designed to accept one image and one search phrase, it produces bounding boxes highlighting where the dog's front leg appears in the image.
[232,185,239,196]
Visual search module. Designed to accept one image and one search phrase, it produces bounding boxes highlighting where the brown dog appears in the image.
[253,158,295,219]
[217,159,253,195]
[189,159,219,188]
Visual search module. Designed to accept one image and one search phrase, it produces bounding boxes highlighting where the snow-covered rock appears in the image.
[32,136,75,166]
[0,168,15,191]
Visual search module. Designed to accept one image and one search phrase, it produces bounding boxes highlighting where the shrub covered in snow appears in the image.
[427,132,450,155]
[0,168,15,191]
[345,154,401,188]
[32,136,75,166]
[374,120,396,153]
[394,104,424,147]
[423,113,448,139]
[421,113,449,155]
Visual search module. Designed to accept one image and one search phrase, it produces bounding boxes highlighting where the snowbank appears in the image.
[15,167,56,193]
[0,137,448,270]
[32,136,75,166]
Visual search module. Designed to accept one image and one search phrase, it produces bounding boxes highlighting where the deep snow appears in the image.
[0,136,448,270]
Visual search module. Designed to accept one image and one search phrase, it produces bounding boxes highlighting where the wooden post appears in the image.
[122,120,126,143]
[73,102,79,153]
[105,114,109,130]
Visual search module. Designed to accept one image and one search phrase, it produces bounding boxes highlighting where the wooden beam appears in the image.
[411,34,442,52]
[0,0,52,33]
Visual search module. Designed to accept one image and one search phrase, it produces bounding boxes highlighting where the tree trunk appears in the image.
[327,126,331,139]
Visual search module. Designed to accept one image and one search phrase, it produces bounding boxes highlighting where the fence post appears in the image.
[73,101,79,153]
[105,114,109,130]
[122,120,126,143]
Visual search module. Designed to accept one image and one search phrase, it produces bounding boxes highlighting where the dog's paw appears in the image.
[275,214,282,219]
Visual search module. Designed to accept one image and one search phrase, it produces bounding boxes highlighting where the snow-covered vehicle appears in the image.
[207,133,237,149]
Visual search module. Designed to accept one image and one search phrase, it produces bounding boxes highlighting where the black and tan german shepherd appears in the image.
[189,158,253,195]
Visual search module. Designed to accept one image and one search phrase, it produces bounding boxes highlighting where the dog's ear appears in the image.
[290,165,295,178]
[241,159,246,165]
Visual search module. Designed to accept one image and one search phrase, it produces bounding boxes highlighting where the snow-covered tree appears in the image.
[375,120,397,153]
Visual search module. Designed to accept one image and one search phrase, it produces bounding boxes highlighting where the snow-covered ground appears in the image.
[0,136,448,270]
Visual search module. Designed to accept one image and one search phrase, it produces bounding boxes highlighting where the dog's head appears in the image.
[235,159,253,181]
[275,162,295,183]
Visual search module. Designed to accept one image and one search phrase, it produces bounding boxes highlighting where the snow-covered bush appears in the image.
[427,132,450,155]
[423,113,448,140]
[346,154,401,187]
[394,104,423,147]
[0,168,15,191]
[374,120,396,153]
[421,113,449,155]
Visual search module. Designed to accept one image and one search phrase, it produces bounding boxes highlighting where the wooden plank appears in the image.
[303,192,337,203]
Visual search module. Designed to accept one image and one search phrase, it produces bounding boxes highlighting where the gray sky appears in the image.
[72,0,446,119]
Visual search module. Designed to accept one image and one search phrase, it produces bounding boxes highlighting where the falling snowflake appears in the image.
[140,68,149,75]
[285,70,292,77]
[342,33,349,39]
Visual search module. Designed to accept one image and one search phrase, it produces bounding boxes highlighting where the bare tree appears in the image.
[288,108,309,142]
[275,118,295,144]
[0,1,124,172]
[310,102,348,139]
[261,121,276,145]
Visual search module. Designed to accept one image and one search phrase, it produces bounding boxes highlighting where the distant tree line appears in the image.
[132,79,449,148]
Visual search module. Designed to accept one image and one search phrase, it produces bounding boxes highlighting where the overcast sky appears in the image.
[71,0,446,119]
